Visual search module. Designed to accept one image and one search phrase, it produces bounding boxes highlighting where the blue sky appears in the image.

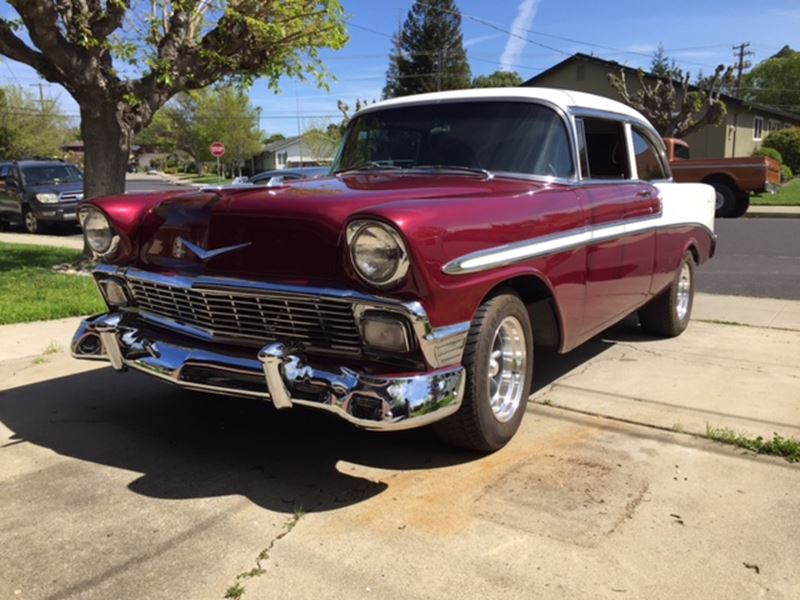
[1,0,798,137]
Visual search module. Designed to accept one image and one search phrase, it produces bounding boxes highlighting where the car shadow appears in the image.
[0,367,477,514]
[0,315,657,514]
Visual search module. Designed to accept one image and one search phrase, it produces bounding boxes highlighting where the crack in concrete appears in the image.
[223,508,305,599]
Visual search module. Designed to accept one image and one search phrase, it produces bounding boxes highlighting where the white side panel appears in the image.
[654,182,716,232]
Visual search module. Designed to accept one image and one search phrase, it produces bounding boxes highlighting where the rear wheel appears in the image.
[729,192,750,218]
[434,292,533,452]
[711,182,738,218]
[638,251,695,337]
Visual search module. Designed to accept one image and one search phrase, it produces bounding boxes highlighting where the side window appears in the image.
[0,165,7,180]
[631,128,668,181]
[580,118,631,179]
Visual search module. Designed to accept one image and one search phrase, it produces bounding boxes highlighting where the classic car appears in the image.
[663,137,781,218]
[71,88,716,452]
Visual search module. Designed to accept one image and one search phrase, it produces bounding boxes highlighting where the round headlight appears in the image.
[347,220,409,287]
[79,206,115,255]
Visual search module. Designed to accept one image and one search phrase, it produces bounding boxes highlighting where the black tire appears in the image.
[711,182,738,218]
[729,192,750,219]
[22,206,41,234]
[433,292,533,452]
[638,251,696,337]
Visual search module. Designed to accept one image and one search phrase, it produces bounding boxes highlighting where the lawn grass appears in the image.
[0,242,105,325]
[705,425,800,463]
[751,177,800,206]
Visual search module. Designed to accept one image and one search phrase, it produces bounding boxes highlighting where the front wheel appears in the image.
[638,251,695,337]
[434,292,533,452]
[23,207,41,234]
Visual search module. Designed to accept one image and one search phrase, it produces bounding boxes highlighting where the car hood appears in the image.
[94,172,546,284]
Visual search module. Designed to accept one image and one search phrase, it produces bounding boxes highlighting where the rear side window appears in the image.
[579,118,631,179]
[631,128,668,181]
[673,144,690,160]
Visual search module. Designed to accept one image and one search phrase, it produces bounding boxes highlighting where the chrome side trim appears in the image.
[443,217,714,275]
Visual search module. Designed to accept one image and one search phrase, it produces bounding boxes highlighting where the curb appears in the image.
[744,210,800,219]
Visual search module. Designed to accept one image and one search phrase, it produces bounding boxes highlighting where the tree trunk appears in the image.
[80,104,131,201]
[78,104,132,260]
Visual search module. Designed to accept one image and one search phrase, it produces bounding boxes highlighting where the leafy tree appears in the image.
[762,127,800,173]
[610,64,735,138]
[138,86,263,175]
[384,0,471,98]
[0,86,70,158]
[472,70,523,88]
[650,43,682,80]
[264,133,287,145]
[743,47,800,114]
[0,2,347,201]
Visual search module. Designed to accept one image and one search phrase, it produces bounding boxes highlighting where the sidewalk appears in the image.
[0,231,83,250]
[745,204,800,218]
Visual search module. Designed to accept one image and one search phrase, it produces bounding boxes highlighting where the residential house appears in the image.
[523,53,800,159]
[254,132,338,172]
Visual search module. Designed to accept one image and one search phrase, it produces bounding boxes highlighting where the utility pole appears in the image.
[730,42,754,157]
[436,49,443,92]
[29,81,51,112]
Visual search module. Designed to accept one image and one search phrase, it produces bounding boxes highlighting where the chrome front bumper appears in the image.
[71,313,465,431]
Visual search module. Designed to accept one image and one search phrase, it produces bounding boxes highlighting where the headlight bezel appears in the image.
[35,193,59,204]
[78,205,119,258]
[346,219,410,289]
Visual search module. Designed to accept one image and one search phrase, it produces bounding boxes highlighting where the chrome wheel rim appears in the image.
[676,261,692,321]
[25,211,37,233]
[487,316,527,423]
[714,191,725,211]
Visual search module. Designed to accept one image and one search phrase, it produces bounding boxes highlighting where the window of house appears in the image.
[768,120,781,133]
[753,116,764,141]
[578,117,631,179]
[631,128,668,181]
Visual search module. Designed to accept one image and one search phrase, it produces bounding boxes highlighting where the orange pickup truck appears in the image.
[663,138,781,218]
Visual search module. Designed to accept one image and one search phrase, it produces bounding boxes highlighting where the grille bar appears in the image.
[127,277,363,353]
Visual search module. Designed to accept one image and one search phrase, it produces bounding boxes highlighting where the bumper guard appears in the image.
[72,313,465,431]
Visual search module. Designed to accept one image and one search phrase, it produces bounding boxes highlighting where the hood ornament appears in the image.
[175,237,251,261]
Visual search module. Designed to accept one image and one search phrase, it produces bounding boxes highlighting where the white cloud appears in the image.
[499,0,542,71]
[465,34,503,48]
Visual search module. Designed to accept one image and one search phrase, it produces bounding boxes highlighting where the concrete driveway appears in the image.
[1,295,798,600]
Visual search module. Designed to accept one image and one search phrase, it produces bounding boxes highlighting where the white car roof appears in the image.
[358,87,651,127]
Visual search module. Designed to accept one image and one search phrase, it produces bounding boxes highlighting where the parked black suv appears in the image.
[0,160,84,233]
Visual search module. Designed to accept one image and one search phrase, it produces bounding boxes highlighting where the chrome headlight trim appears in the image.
[346,219,410,289]
[78,205,119,258]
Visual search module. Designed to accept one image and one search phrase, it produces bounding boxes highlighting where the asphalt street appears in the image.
[698,218,800,300]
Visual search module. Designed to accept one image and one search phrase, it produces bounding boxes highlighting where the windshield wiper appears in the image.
[410,165,494,179]
[334,161,404,174]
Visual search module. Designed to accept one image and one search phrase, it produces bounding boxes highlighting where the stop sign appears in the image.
[210,142,225,157]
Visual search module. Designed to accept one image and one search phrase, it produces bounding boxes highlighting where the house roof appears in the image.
[265,135,304,152]
[523,52,800,122]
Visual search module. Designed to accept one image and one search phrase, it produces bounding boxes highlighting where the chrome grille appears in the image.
[59,192,83,203]
[126,277,363,353]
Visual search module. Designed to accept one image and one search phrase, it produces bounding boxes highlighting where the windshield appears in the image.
[333,101,574,179]
[23,164,83,186]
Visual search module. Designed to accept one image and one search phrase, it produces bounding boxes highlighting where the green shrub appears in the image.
[762,127,800,173]
[781,164,794,182]
[753,146,782,163]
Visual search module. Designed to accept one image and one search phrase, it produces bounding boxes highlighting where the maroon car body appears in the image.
[72,88,717,451]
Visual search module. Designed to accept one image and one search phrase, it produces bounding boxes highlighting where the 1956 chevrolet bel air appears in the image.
[72,88,716,451]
